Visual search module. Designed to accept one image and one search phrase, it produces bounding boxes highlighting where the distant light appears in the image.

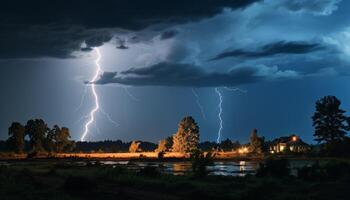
[292,136,298,142]
[238,147,249,154]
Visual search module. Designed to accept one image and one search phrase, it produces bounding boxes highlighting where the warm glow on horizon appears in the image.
[238,147,249,154]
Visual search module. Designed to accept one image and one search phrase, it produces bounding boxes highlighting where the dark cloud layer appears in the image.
[211,41,325,61]
[160,30,179,40]
[0,0,260,58]
[279,0,341,16]
[94,62,298,87]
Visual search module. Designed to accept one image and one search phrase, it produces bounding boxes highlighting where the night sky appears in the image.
[1,0,350,143]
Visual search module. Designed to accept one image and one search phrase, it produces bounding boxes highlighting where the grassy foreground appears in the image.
[0,160,350,200]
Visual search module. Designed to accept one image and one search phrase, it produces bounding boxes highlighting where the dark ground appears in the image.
[0,160,350,200]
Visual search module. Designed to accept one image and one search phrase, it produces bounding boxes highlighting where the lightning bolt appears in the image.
[123,87,140,101]
[100,107,120,127]
[191,88,206,120]
[214,87,247,143]
[214,88,223,143]
[75,85,89,112]
[80,48,102,141]
[224,87,247,94]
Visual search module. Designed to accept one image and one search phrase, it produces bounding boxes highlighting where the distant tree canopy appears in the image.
[250,128,264,154]
[199,141,217,152]
[156,136,173,152]
[7,122,25,153]
[172,116,200,153]
[129,141,142,153]
[219,138,240,152]
[312,96,349,144]
[5,119,74,154]
[25,119,49,153]
[47,125,74,153]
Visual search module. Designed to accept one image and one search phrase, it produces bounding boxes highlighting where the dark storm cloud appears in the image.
[160,30,179,40]
[94,62,299,87]
[211,41,325,61]
[85,33,113,47]
[0,25,113,58]
[115,37,129,50]
[0,0,261,58]
[81,47,93,52]
[278,0,341,16]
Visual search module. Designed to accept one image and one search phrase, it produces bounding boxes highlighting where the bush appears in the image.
[256,158,290,177]
[100,166,128,179]
[137,166,161,177]
[190,150,215,178]
[298,161,350,181]
[157,151,165,160]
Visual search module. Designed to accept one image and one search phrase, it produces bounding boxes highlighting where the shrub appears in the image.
[98,165,128,180]
[256,158,290,177]
[137,166,160,177]
[298,161,350,181]
[157,151,165,160]
[190,150,215,178]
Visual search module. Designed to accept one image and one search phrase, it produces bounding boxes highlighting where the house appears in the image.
[269,135,310,153]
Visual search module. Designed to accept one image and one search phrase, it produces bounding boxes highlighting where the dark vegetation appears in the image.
[190,150,215,178]
[0,159,349,200]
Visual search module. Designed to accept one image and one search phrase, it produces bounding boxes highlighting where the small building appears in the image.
[269,135,310,153]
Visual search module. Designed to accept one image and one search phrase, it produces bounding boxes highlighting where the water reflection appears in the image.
[172,163,191,175]
[239,161,246,172]
[99,160,259,176]
[1,160,314,176]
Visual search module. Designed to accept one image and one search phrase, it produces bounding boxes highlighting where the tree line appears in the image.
[2,95,350,157]
[7,119,74,154]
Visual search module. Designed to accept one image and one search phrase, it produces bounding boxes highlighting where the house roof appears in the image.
[271,135,309,146]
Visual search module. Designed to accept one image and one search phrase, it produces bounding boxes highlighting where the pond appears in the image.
[99,160,315,176]
[0,159,316,176]
[97,160,259,176]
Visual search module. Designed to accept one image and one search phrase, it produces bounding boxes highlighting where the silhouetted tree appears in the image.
[312,96,349,143]
[56,127,73,152]
[47,125,74,152]
[45,125,57,152]
[172,116,200,153]
[250,128,264,154]
[199,141,217,151]
[129,141,142,153]
[219,138,234,151]
[25,119,49,152]
[7,122,25,153]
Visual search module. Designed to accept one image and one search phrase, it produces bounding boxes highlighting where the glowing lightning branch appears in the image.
[80,48,102,141]
[224,87,247,94]
[100,107,120,127]
[214,88,223,143]
[191,88,207,120]
[123,87,140,101]
[75,85,89,112]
